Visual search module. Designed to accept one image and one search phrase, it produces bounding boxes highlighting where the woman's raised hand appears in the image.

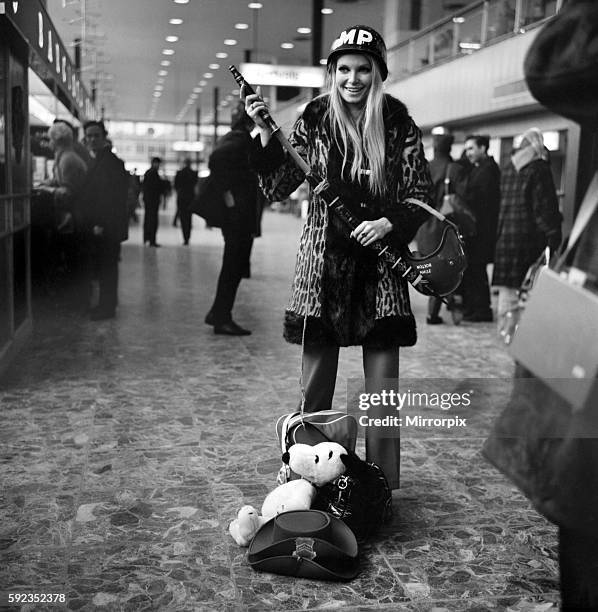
[243,85,270,131]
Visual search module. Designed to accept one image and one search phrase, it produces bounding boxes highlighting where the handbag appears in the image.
[524,0,598,126]
[311,460,392,543]
[190,175,227,228]
[508,171,598,412]
[483,363,598,534]
[498,248,550,346]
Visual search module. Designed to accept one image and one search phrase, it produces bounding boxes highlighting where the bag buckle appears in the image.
[277,464,290,485]
[292,537,317,561]
[336,475,349,490]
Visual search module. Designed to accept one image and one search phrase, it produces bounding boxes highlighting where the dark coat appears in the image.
[209,129,261,235]
[252,94,431,348]
[174,166,198,206]
[82,147,129,242]
[142,168,167,205]
[492,158,562,287]
[465,155,501,262]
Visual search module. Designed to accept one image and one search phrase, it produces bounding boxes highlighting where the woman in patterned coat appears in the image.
[492,128,562,334]
[245,25,431,488]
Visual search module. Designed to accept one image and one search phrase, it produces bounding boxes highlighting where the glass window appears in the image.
[486,0,516,41]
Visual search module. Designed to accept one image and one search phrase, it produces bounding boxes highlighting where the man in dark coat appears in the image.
[204,102,261,335]
[416,133,466,324]
[174,158,198,245]
[82,121,129,320]
[142,157,167,247]
[461,134,501,321]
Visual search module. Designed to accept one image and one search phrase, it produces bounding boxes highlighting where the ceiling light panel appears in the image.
[166,36,179,43]
[169,18,183,25]
[223,39,237,46]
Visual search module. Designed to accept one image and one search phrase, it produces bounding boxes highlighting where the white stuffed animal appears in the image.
[228,478,316,546]
[283,441,349,486]
[228,441,350,546]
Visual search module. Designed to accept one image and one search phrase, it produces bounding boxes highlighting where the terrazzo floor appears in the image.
[1,210,560,611]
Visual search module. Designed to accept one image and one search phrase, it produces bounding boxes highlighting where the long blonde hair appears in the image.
[326,55,386,197]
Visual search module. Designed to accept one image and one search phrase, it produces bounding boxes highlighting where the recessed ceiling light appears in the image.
[153,91,162,97]
[161,60,171,66]
[166,35,179,43]
[173,0,189,4]
[203,72,213,78]
[224,39,237,46]
[162,49,175,55]
[216,52,228,59]
[235,23,249,30]
[221,100,229,106]
[190,93,198,100]
[281,42,294,49]
[154,85,164,91]
[297,27,311,34]
[208,63,220,70]
[157,78,165,84]
[321,8,333,14]
[158,70,168,76]
[199,80,207,86]
[248,2,262,8]
[193,87,202,93]
[169,18,183,25]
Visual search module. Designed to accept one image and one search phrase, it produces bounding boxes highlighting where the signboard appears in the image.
[0,0,95,118]
[239,63,325,89]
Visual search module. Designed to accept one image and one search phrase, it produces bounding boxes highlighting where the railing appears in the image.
[388,0,563,80]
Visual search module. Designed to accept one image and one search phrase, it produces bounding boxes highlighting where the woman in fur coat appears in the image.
[245,25,432,489]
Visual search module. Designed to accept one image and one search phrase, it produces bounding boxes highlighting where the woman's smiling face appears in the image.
[334,53,372,108]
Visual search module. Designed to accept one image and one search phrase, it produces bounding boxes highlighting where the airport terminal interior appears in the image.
[1,0,596,610]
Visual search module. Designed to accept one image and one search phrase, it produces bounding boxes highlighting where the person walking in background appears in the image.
[461,134,501,322]
[82,120,129,321]
[142,157,167,247]
[492,128,562,336]
[245,25,431,489]
[174,158,198,245]
[415,133,466,324]
[203,101,262,336]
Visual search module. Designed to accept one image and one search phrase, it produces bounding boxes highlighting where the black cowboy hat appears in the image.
[247,510,359,581]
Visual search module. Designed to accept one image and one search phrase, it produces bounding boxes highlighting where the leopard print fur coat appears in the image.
[252,94,432,348]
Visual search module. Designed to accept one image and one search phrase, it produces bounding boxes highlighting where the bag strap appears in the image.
[405,197,447,222]
[555,170,598,271]
[280,413,296,453]
[443,162,451,199]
